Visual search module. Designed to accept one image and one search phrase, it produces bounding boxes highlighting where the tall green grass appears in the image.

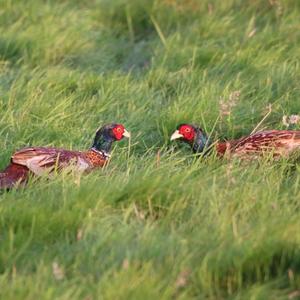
[1,0,300,299]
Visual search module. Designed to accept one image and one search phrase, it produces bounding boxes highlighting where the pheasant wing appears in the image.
[12,147,86,175]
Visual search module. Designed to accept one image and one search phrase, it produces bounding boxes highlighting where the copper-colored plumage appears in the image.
[171,124,300,159]
[216,130,300,158]
[0,123,130,189]
[84,149,108,167]
[0,164,29,189]
[0,147,107,189]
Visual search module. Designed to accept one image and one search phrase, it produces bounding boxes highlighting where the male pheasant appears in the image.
[170,123,300,159]
[0,123,130,189]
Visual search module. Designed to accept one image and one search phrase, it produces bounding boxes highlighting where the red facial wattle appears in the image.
[179,125,195,141]
[112,125,125,140]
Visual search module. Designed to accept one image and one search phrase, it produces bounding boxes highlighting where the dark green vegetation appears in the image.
[1,0,300,299]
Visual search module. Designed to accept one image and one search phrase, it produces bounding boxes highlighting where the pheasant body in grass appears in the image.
[170,124,300,159]
[0,123,130,189]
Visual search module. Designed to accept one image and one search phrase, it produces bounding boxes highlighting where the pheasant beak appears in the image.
[170,130,183,141]
[122,129,131,138]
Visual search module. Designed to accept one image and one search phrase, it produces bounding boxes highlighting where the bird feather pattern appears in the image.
[231,130,300,158]
[12,147,89,175]
[171,124,300,159]
[0,123,130,189]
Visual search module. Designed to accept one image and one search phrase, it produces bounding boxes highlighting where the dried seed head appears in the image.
[282,115,300,127]
[219,91,240,117]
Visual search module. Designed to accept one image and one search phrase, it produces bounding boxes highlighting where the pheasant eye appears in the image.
[116,127,122,132]
[185,128,191,132]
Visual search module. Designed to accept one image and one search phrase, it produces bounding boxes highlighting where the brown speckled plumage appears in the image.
[216,130,300,158]
[84,149,108,167]
[171,124,300,160]
[0,123,130,189]
[0,147,108,189]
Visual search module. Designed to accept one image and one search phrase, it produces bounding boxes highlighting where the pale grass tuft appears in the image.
[175,269,191,290]
[219,91,240,117]
[156,150,161,168]
[52,262,65,280]
[226,163,236,184]
[77,228,84,241]
[248,28,257,38]
[122,259,130,270]
[208,3,214,14]
[12,264,17,278]
[133,203,145,220]
[288,268,294,282]
[271,202,278,210]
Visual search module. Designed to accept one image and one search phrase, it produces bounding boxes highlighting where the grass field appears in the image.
[1,0,300,299]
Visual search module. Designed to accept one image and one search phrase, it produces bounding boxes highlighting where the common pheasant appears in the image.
[0,123,130,189]
[170,123,300,159]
